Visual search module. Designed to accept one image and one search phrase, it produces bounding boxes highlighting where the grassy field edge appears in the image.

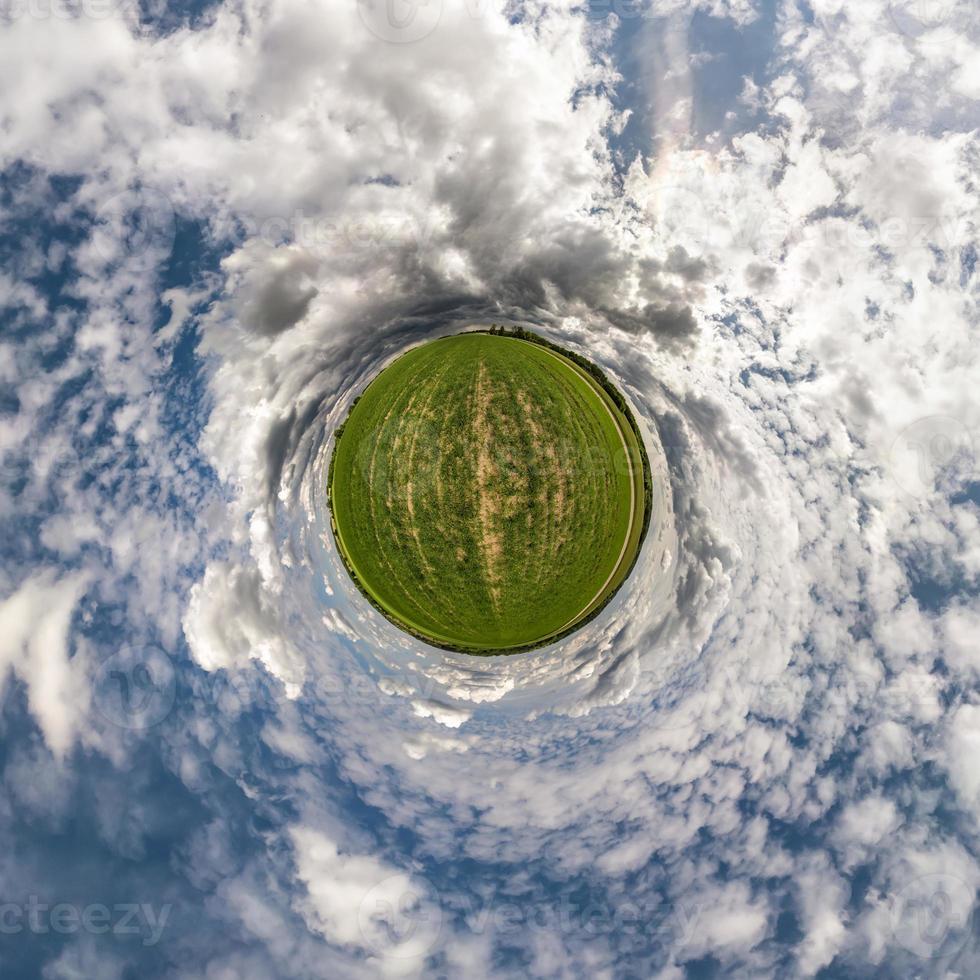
[326,326,653,656]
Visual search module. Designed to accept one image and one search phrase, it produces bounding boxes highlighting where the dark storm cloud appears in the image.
[469,225,703,350]
[263,394,327,498]
[744,261,776,291]
[238,250,319,336]
[673,391,763,495]
[599,301,699,348]
[664,245,711,282]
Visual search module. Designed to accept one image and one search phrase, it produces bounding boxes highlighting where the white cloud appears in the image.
[946,704,980,809]
[0,570,90,757]
[290,825,441,977]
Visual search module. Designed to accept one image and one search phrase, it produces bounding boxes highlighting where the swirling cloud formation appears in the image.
[1,0,979,976]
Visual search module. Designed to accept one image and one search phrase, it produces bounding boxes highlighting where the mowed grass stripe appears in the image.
[512,339,643,637]
[395,356,481,636]
[495,350,617,589]
[364,354,465,636]
[469,343,628,632]
[336,335,628,645]
[328,332,648,652]
[509,343,628,583]
[365,379,429,627]
[524,340,645,629]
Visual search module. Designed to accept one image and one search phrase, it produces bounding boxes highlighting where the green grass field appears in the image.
[327,331,649,653]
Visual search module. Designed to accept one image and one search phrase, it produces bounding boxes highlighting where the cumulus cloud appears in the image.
[227,244,321,337]
[0,570,90,758]
[290,826,441,977]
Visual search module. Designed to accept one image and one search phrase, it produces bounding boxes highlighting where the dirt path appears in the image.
[473,360,503,610]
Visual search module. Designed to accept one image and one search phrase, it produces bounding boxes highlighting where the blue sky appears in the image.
[1,0,979,977]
